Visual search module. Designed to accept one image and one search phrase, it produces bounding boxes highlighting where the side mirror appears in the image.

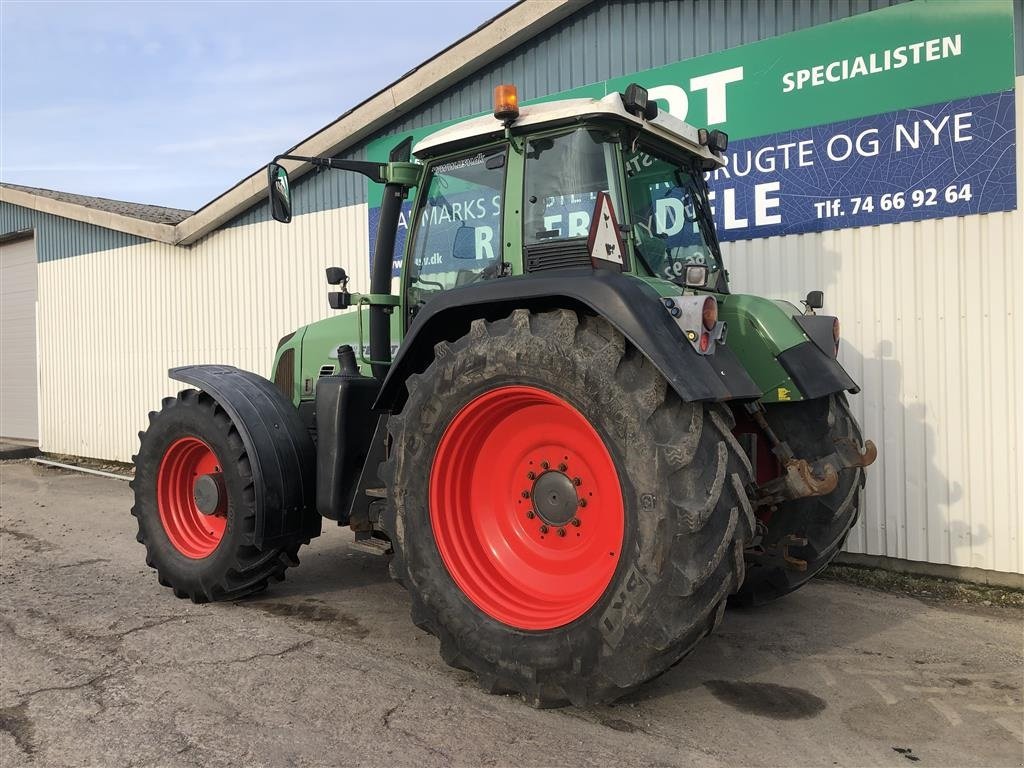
[268,162,292,223]
[389,136,413,163]
[805,290,824,310]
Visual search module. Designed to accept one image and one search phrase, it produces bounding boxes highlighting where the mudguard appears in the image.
[169,365,320,547]
[776,342,860,399]
[374,268,762,412]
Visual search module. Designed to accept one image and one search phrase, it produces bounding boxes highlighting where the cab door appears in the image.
[402,144,509,328]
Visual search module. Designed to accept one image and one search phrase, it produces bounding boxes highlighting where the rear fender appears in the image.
[374,269,761,412]
[169,365,320,547]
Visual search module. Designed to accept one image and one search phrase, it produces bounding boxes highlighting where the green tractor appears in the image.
[132,83,875,706]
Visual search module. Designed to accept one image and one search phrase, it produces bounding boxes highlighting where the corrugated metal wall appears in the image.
[0,203,147,261]
[2,0,1021,575]
[29,204,369,460]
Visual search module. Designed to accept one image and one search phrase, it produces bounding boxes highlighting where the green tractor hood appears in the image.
[271,310,402,405]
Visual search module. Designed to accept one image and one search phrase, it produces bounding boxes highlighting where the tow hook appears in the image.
[745,402,877,507]
[834,437,878,468]
[760,458,839,506]
[754,438,877,507]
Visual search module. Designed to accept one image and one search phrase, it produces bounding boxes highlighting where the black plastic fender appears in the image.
[374,268,762,412]
[169,365,320,547]
[776,342,860,399]
[793,314,839,359]
[785,314,860,399]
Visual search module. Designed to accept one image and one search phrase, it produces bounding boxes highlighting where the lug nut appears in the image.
[540,461,549,470]
[571,518,581,527]
[539,525,549,534]
[578,498,587,508]
[521,490,530,499]
[526,511,535,519]
[557,527,566,537]
[572,477,582,486]
[558,463,567,472]
[526,471,536,480]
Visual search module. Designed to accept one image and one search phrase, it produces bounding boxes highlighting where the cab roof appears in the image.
[412,92,725,167]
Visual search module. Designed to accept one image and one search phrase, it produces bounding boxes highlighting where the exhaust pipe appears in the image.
[368,183,405,381]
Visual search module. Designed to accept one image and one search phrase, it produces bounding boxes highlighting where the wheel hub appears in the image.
[192,472,225,516]
[156,437,227,559]
[531,470,577,527]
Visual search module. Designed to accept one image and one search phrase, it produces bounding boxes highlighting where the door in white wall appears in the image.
[0,235,39,442]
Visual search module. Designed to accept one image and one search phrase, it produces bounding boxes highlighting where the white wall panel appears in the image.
[36,203,369,464]
[722,77,1023,575]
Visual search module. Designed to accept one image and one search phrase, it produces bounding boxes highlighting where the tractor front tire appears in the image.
[733,393,866,606]
[381,309,754,706]
[131,389,302,602]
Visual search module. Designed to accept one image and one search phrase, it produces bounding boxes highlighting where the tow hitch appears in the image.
[744,404,877,507]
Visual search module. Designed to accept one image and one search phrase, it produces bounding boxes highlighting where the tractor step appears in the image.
[351,533,392,556]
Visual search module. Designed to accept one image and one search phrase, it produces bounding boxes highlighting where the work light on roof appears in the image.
[698,128,729,154]
[622,83,658,120]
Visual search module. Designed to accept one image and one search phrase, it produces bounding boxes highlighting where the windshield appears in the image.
[624,146,723,288]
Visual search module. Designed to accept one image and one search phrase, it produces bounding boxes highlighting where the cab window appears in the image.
[406,146,507,311]
[623,147,721,287]
[522,128,624,246]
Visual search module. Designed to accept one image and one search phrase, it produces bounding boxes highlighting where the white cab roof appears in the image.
[413,92,725,166]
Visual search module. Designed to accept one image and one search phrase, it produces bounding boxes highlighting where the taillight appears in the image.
[699,332,710,352]
[832,317,841,356]
[702,297,717,331]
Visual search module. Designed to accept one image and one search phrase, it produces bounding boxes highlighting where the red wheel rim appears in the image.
[429,385,624,630]
[157,437,226,559]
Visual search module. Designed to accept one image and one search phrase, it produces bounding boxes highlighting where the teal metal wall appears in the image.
[0,201,146,262]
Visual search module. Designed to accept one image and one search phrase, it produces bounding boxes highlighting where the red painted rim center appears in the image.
[157,437,226,559]
[429,385,624,630]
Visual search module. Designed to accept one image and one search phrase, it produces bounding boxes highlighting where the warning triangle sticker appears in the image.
[587,191,625,271]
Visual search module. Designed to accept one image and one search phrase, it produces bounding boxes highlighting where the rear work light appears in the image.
[493,84,519,123]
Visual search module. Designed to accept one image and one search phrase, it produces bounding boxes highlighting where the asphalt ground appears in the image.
[1,460,1021,768]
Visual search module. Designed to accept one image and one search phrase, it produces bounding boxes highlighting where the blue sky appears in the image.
[0,1,513,211]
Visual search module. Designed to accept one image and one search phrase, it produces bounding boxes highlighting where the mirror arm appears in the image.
[272,154,387,184]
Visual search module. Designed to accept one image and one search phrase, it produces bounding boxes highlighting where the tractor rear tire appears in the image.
[733,393,866,606]
[131,389,304,603]
[381,309,755,706]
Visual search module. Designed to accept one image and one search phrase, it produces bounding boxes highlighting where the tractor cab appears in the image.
[404,84,732,308]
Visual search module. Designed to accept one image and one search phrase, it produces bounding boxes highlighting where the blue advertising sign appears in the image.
[707,91,1016,241]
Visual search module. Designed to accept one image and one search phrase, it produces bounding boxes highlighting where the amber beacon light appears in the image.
[493,84,519,123]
